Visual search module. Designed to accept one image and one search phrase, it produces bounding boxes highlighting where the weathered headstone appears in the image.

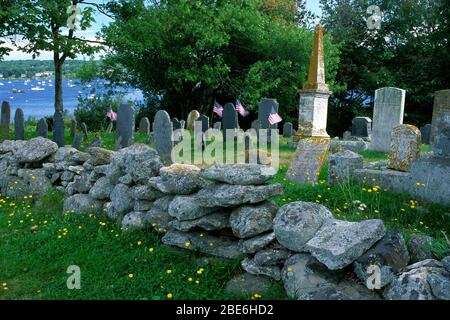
[139,117,151,135]
[283,122,293,137]
[70,119,77,138]
[115,103,135,150]
[388,124,421,171]
[72,134,84,150]
[352,117,372,138]
[430,89,450,145]
[287,137,331,185]
[36,118,48,139]
[222,103,238,137]
[81,122,89,138]
[14,108,25,140]
[153,110,173,162]
[420,124,431,145]
[1,101,11,141]
[371,87,405,152]
[328,150,364,185]
[180,120,186,130]
[432,126,450,158]
[213,122,222,130]
[53,110,65,147]
[172,118,181,130]
[106,121,114,133]
[258,98,279,132]
[343,131,352,140]
[186,110,200,130]
[198,114,209,133]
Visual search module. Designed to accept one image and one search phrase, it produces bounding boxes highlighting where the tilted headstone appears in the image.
[433,126,450,158]
[180,120,186,130]
[352,117,372,138]
[14,108,25,140]
[36,118,48,139]
[81,122,89,138]
[186,110,200,130]
[283,122,294,137]
[198,114,209,133]
[172,118,181,130]
[70,119,77,138]
[1,101,11,141]
[139,117,151,135]
[430,89,450,145]
[115,103,135,150]
[53,110,65,147]
[371,87,405,152]
[153,110,173,162]
[213,122,222,130]
[388,124,421,172]
[222,103,238,140]
[72,133,84,150]
[343,131,352,140]
[420,124,431,145]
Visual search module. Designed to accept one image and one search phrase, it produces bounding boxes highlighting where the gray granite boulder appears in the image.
[201,164,277,185]
[157,164,205,194]
[63,194,104,214]
[89,176,114,200]
[168,195,219,221]
[14,137,58,163]
[239,232,276,254]
[86,147,114,166]
[121,211,145,230]
[241,257,281,281]
[254,248,292,266]
[408,234,434,263]
[196,183,284,207]
[0,140,26,154]
[274,202,333,252]
[305,219,386,270]
[230,201,278,239]
[129,184,164,201]
[168,212,230,232]
[144,207,173,229]
[110,184,133,214]
[225,273,273,297]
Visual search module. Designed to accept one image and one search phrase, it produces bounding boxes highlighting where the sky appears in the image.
[2,0,323,61]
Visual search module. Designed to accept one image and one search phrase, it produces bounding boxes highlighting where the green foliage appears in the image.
[101,0,339,126]
[0,60,89,78]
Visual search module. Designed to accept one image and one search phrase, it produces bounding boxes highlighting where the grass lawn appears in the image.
[1,122,448,300]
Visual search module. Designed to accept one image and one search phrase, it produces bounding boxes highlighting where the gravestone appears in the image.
[420,124,431,145]
[251,119,261,130]
[352,117,372,138]
[14,108,25,140]
[388,124,421,172]
[371,87,405,152]
[287,137,331,185]
[328,150,364,185]
[53,111,65,147]
[432,126,450,158]
[72,134,84,150]
[283,122,293,137]
[36,118,48,139]
[115,103,135,150]
[186,110,200,130]
[106,121,114,133]
[139,117,150,135]
[258,98,279,132]
[222,103,238,130]
[198,114,209,133]
[430,89,450,145]
[70,119,77,138]
[172,118,181,130]
[153,110,173,162]
[213,122,222,130]
[1,101,11,141]
[81,122,89,138]
[180,120,186,130]
[343,131,352,140]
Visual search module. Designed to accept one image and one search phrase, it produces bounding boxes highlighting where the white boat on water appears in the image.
[0,82,4,86]
[31,86,45,91]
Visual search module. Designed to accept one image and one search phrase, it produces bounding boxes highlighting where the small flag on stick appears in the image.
[106,108,117,121]
[236,100,249,117]
[213,100,223,117]
[268,107,282,125]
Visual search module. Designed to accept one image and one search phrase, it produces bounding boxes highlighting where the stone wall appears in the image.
[0,137,448,300]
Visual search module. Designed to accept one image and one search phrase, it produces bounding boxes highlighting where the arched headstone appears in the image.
[14,108,25,140]
[153,110,173,162]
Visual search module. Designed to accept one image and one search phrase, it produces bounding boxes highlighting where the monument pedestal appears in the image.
[295,90,330,141]
[287,136,331,185]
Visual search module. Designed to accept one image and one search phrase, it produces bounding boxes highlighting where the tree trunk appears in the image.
[54,59,64,113]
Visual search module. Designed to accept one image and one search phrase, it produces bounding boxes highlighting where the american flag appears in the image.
[268,107,282,125]
[235,100,249,117]
[213,100,223,117]
[106,108,117,121]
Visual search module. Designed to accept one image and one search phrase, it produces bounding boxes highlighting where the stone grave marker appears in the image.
[343,131,352,140]
[432,126,450,158]
[172,118,181,130]
[153,110,173,162]
[1,101,11,141]
[81,122,89,138]
[352,117,372,138]
[283,122,293,137]
[180,120,186,130]
[430,89,450,145]
[186,110,200,130]
[139,117,151,135]
[222,103,238,140]
[258,98,279,134]
[72,134,84,150]
[36,118,48,139]
[198,114,209,133]
[14,108,25,140]
[106,121,114,133]
[371,87,405,152]
[53,110,65,147]
[70,119,77,138]
[115,103,135,150]
[388,124,421,171]
[420,124,431,145]
[251,119,261,130]
[213,122,222,130]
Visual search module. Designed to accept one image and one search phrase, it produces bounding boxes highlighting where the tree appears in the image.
[0,0,19,59]
[320,0,450,130]
[101,0,339,125]
[6,0,103,113]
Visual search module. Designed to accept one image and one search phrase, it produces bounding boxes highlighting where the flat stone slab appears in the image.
[201,164,277,185]
[305,219,386,270]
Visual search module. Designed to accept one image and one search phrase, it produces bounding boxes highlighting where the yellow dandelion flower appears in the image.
[184,242,191,247]
[149,248,154,253]
[167,293,173,299]
[128,274,134,278]
[137,241,142,246]
[166,269,172,274]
